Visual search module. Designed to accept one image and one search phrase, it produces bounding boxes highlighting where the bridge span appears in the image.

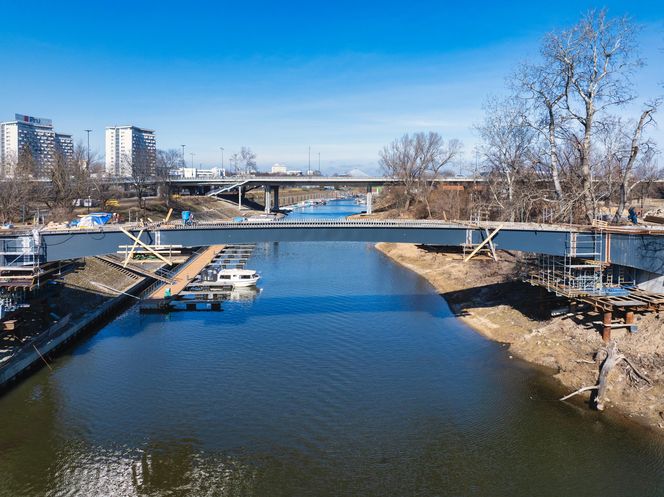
[2,220,663,276]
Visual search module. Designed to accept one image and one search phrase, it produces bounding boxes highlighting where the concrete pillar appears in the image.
[602,311,612,342]
[273,186,280,211]
[264,186,271,213]
[366,186,373,215]
[238,186,243,210]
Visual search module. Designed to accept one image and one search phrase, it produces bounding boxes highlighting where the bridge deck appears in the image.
[145,245,224,299]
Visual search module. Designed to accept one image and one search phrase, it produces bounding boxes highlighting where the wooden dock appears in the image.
[145,245,225,300]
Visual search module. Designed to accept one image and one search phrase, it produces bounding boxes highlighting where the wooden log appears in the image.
[595,341,620,411]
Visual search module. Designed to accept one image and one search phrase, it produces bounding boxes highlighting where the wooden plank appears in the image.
[122,228,143,267]
[463,225,504,262]
[145,245,225,299]
[120,228,172,266]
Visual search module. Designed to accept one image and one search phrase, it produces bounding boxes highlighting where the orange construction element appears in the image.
[145,245,224,299]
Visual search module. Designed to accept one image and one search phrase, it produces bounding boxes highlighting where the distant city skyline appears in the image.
[1,0,662,175]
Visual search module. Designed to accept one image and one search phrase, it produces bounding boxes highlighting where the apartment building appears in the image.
[0,114,74,177]
[105,125,156,177]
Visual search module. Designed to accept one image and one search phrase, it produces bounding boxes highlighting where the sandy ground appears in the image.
[376,242,664,431]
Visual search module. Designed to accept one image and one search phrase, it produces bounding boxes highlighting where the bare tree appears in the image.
[546,10,642,220]
[87,150,115,208]
[239,146,257,174]
[124,149,155,214]
[229,152,241,175]
[515,60,568,201]
[379,132,462,216]
[0,151,35,224]
[156,149,181,207]
[477,97,537,221]
[605,104,658,220]
[44,144,90,219]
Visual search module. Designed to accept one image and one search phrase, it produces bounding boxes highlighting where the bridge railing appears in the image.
[140,246,208,299]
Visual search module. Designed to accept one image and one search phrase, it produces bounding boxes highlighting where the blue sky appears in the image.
[0,0,662,174]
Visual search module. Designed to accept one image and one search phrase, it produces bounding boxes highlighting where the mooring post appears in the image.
[602,311,612,342]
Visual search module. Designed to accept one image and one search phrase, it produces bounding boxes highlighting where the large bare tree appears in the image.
[379,132,461,216]
[477,97,540,221]
[547,10,642,220]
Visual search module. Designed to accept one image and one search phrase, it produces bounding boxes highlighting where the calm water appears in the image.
[1,199,664,496]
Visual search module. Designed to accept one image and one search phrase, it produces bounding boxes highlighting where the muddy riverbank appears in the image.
[376,242,664,431]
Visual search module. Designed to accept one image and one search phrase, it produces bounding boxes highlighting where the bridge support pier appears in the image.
[602,311,612,342]
[264,186,272,213]
[273,186,280,211]
[366,186,373,215]
[238,186,243,210]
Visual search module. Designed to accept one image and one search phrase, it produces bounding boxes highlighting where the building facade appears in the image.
[0,114,74,177]
[105,125,156,177]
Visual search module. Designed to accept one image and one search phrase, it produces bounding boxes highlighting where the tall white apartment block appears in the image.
[105,125,156,177]
[0,114,74,177]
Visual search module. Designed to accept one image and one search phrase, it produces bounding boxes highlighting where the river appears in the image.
[1,199,663,496]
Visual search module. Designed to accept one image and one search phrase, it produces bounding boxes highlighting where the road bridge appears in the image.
[169,176,482,214]
[1,220,663,276]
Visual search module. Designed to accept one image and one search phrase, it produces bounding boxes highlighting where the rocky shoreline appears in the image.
[376,242,664,432]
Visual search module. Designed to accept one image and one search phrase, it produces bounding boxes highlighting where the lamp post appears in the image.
[220,147,225,176]
[190,152,195,168]
[308,146,311,175]
[84,129,92,170]
[318,152,321,173]
[181,145,186,167]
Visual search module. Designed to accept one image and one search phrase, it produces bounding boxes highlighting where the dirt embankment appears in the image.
[376,242,664,431]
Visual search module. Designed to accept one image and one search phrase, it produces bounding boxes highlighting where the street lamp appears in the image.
[84,129,92,170]
[190,152,195,168]
[181,144,186,167]
[220,147,225,176]
[318,152,321,173]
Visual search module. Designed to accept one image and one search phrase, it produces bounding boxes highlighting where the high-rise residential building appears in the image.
[105,125,156,177]
[0,114,74,177]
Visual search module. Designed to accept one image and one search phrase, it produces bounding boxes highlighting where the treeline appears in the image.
[381,10,662,223]
[0,146,180,223]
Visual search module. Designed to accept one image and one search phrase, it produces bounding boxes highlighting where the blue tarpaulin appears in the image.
[77,212,112,227]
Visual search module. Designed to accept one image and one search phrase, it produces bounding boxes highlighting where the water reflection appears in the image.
[0,199,663,496]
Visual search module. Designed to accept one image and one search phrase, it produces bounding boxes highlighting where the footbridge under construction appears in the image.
[1,220,663,275]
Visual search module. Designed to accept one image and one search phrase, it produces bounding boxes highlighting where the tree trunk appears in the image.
[595,341,620,411]
[612,107,655,223]
[547,105,564,201]
[580,107,594,222]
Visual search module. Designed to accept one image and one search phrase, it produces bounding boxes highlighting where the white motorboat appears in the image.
[199,268,260,288]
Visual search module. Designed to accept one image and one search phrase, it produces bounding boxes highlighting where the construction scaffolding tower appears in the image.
[530,231,606,298]
[0,231,47,290]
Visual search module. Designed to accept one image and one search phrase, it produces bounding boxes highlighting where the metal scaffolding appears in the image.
[0,231,47,290]
[530,231,606,298]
